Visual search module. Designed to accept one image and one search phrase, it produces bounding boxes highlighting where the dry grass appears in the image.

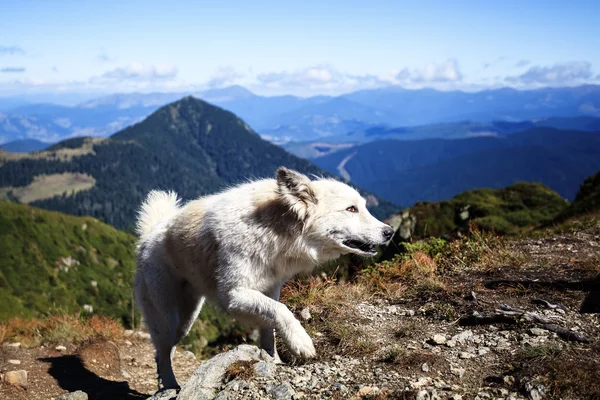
[514,344,600,398]
[225,360,257,381]
[0,314,124,347]
[0,172,96,203]
[357,250,445,298]
[281,273,369,310]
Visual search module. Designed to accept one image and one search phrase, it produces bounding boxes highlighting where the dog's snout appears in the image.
[382,225,394,241]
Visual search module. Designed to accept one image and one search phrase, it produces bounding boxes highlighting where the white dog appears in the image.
[134,167,393,390]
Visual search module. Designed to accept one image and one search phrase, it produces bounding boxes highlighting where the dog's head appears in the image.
[277,167,394,257]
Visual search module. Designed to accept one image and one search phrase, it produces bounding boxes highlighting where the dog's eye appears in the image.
[346,206,358,213]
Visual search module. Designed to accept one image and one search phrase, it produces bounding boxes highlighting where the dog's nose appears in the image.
[382,226,394,240]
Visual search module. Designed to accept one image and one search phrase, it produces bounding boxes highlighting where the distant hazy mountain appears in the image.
[0,138,49,153]
[2,85,599,145]
[0,97,396,229]
[311,128,600,207]
[341,85,600,125]
[283,117,600,158]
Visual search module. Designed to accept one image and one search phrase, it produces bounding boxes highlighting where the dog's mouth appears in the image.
[342,239,378,256]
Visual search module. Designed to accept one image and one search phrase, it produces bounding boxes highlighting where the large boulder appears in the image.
[147,345,278,400]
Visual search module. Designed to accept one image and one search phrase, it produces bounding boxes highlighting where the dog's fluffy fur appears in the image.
[134,167,393,389]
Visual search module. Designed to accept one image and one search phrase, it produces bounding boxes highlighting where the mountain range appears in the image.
[311,128,600,207]
[2,84,600,147]
[0,96,397,229]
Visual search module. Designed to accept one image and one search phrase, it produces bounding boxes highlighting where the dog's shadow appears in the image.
[39,355,147,400]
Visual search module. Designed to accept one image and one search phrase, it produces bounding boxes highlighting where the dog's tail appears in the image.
[136,190,181,239]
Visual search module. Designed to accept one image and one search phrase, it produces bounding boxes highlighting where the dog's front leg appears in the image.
[224,287,316,359]
[259,285,281,358]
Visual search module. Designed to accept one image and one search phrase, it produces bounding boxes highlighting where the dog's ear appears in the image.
[276,167,317,220]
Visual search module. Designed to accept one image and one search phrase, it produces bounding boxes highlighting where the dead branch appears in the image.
[485,279,600,291]
[532,298,569,312]
[541,324,590,343]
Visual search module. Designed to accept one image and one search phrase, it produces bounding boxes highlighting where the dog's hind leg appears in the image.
[259,284,281,358]
[135,265,181,391]
[174,279,205,344]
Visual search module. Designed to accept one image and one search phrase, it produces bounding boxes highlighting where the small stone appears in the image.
[357,386,377,396]
[416,390,430,400]
[124,330,134,336]
[55,345,67,352]
[452,330,473,344]
[120,368,131,379]
[503,375,515,386]
[478,347,490,356]
[459,352,475,359]
[124,340,133,346]
[8,360,21,365]
[268,383,295,399]
[429,334,447,345]
[451,367,465,378]
[57,390,89,400]
[445,340,457,348]
[411,377,432,389]
[4,342,21,348]
[300,307,311,321]
[530,328,548,337]
[134,331,151,340]
[450,395,463,400]
[407,310,416,317]
[182,350,196,360]
[254,360,277,377]
[3,370,27,387]
[421,363,430,372]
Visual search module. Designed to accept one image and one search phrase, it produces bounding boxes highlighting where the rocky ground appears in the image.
[1,228,599,400]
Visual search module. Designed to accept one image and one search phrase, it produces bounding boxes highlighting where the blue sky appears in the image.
[1,0,599,97]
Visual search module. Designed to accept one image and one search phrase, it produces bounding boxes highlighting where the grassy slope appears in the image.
[397,182,569,239]
[554,170,600,222]
[0,200,137,324]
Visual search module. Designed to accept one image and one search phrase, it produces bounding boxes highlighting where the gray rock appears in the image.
[145,389,178,400]
[451,367,465,378]
[416,390,430,400]
[421,363,430,372]
[268,383,295,399]
[183,350,196,360]
[529,328,548,337]
[254,360,277,377]
[452,330,473,345]
[300,307,312,321]
[57,391,89,400]
[178,344,275,400]
[429,334,447,345]
[3,370,28,387]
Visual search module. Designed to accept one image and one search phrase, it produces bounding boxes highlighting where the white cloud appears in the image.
[205,66,243,88]
[1,67,26,73]
[93,62,178,83]
[395,59,463,83]
[255,65,383,94]
[0,45,25,56]
[505,61,594,85]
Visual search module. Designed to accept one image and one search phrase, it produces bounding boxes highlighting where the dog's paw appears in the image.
[283,323,316,359]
